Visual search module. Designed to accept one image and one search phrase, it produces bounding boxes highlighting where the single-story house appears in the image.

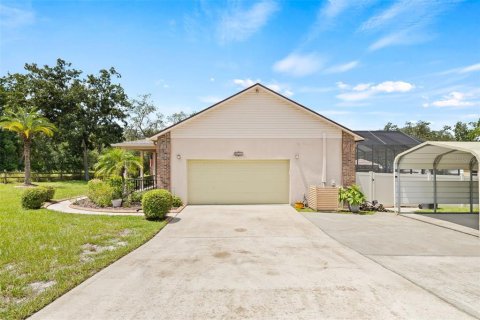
[114,83,363,205]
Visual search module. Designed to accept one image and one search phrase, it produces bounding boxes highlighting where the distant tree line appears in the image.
[383,120,480,142]
[0,59,192,178]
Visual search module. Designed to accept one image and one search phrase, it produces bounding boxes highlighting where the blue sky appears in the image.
[1,0,479,130]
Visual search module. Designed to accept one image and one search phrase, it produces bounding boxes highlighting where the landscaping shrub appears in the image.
[41,186,56,201]
[172,195,183,208]
[21,188,49,209]
[142,189,172,220]
[129,190,145,203]
[107,176,123,199]
[87,179,114,207]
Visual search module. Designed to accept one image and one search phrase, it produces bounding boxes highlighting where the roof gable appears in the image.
[150,83,363,141]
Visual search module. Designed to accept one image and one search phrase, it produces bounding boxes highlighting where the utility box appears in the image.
[308,186,339,211]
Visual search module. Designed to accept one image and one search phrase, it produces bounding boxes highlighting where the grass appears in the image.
[295,207,316,213]
[415,206,479,214]
[293,206,376,215]
[30,180,88,200]
[0,181,166,319]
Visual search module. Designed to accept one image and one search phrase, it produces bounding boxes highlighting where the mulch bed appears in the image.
[73,198,142,212]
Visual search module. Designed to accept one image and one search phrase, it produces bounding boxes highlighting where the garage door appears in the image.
[187,160,289,204]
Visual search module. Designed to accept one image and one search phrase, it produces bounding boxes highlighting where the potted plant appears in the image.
[108,177,124,208]
[294,200,304,209]
[338,185,365,213]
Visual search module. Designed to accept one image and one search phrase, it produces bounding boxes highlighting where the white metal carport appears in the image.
[394,141,479,230]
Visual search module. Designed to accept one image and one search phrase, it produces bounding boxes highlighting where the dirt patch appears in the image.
[119,229,132,237]
[73,198,141,211]
[80,239,128,262]
[234,228,247,232]
[29,280,56,295]
[213,251,231,259]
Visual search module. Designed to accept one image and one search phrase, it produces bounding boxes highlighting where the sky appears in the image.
[0,0,479,130]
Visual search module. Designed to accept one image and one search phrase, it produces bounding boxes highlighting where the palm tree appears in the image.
[0,108,56,185]
[94,148,143,191]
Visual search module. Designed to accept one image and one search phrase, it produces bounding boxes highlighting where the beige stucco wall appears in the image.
[170,138,342,204]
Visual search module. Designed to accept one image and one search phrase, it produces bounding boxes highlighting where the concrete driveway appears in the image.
[303,211,480,319]
[32,206,474,319]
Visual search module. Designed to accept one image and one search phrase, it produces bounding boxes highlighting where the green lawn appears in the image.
[294,206,376,215]
[0,182,166,319]
[415,206,479,214]
[31,180,89,200]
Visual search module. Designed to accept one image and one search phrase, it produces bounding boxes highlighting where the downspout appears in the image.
[322,133,327,187]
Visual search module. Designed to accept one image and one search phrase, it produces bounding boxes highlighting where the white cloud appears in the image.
[372,81,414,93]
[0,4,35,28]
[336,81,350,90]
[439,62,480,75]
[460,63,480,73]
[217,1,278,43]
[324,60,359,74]
[352,83,372,91]
[362,0,461,51]
[273,53,323,77]
[321,0,350,19]
[233,78,259,88]
[425,91,477,108]
[337,80,415,101]
[303,0,373,44]
[368,28,429,51]
[199,96,222,104]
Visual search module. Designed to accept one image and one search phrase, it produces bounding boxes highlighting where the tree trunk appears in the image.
[82,140,89,181]
[24,139,32,185]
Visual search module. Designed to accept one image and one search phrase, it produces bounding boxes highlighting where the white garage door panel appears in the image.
[188,160,289,204]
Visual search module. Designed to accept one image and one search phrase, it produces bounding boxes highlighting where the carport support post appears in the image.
[469,157,476,214]
[395,158,402,214]
[433,166,437,213]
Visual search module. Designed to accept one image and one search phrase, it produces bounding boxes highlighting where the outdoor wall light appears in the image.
[295,153,300,159]
[176,154,181,160]
[234,151,244,157]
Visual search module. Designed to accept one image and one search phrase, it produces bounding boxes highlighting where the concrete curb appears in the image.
[45,198,185,217]
[400,213,478,237]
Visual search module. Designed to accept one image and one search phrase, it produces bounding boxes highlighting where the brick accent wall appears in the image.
[156,132,171,191]
[342,131,356,186]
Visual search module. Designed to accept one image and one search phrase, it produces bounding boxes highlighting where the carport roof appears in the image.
[395,141,480,170]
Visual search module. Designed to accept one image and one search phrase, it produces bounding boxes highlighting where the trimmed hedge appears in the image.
[172,195,183,208]
[142,189,172,220]
[87,179,114,207]
[129,190,146,203]
[42,186,56,201]
[21,188,49,209]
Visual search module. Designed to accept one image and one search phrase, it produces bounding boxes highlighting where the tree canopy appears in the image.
[383,120,480,142]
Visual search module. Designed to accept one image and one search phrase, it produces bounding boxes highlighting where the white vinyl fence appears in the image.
[356,172,479,207]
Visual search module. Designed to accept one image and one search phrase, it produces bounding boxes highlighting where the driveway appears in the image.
[303,211,480,319]
[32,206,473,319]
